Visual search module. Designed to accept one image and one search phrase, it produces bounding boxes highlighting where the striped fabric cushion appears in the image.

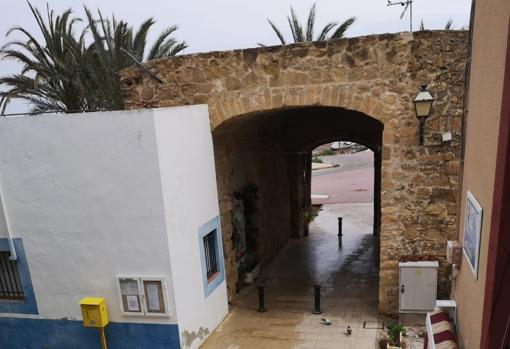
[425,310,458,349]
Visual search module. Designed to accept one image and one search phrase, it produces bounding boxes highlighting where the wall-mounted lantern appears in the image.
[413,85,435,145]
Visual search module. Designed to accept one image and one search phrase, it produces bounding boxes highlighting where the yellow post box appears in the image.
[79,297,109,328]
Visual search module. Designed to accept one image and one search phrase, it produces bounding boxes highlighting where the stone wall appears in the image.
[213,127,293,297]
[121,30,468,314]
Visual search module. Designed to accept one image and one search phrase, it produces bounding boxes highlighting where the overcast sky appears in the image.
[0,0,471,114]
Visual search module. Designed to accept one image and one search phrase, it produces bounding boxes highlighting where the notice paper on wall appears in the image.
[117,277,143,314]
[147,284,160,311]
[120,280,139,296]
[126,295,140,312]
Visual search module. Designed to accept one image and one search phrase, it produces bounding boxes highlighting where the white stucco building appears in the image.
[0,106,228,349]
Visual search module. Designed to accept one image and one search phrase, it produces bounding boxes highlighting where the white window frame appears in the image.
[116,275,144,316]
[141,276,170,318]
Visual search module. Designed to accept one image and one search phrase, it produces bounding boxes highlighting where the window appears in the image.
[203,230,219,282]
[0,239,38,314]
[0,251,24,301]
[198,216,225,298]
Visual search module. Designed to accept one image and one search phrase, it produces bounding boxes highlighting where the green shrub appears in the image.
[387,323,406,346]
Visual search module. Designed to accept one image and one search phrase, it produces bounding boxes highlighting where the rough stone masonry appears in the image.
[121,30,468,314]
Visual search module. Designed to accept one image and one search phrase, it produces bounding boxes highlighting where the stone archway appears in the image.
[211,106,383,309]
[121,30,468,314]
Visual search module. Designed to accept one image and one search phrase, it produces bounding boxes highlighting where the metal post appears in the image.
[258,285,267,312]
[418,117,429,146]
[99,328,108,349]
[338,217,343,237]
[409,0,413,32]
[313,285,322,314]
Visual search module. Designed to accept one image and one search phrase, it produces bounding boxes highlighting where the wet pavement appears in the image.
[312,151,374,205]
[201,203,381,349]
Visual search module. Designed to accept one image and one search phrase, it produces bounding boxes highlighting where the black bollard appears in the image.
[313,285,322,314]
[257,285,267,312]
[338,217,343,237]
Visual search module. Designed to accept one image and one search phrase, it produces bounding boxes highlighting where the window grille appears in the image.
[203,230,219,282]
[0,251,24,301]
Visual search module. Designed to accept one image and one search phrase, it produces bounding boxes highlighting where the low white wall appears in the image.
[154,106,228,349]
[0,109,177,324]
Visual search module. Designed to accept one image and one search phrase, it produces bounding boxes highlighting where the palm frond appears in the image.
[330,17,356,39]
[147,25,186,60]
[445,19,453,30]
[268,19,286,45]
[306,3,316,42]
[167,41,187,57]
[289,7,305,42]
[318,22,337,41]
[133,18,155,60]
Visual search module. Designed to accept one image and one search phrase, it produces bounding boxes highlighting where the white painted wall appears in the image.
[0,109,177,324]
[154,106,228,349]
[0,106,229,341]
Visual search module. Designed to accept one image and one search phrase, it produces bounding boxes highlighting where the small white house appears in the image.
[0,106,228,349]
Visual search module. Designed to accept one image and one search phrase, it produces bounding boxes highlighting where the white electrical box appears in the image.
[399,261,438,313]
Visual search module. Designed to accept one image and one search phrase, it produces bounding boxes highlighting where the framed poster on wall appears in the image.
[463,191,483,279]
[117,276,143,315]
[141,277,169,317]
[116,276,170,317]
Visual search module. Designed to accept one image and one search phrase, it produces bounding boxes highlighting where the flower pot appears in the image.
[386,332,404,349]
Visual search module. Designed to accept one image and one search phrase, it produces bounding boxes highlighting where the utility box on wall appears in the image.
[399,261,438,313]
[80,297,109,328]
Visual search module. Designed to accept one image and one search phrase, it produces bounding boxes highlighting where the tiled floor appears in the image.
[201,203,381,349]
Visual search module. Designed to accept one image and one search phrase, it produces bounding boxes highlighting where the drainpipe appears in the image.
[0,182,17,260]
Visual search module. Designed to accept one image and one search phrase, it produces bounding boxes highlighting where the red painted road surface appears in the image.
[311,152,374,204]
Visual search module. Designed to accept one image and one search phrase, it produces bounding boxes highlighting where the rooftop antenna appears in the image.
[120,48,164,84]
[387,0,413,32]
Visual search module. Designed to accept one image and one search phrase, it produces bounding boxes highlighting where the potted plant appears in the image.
[385,323,406,349]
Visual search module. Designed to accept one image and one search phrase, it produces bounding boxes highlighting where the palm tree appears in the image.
[0,4,91,113]
[81,8,187,111]
[0,2,187,114]
[260,3,356,46]
[419,18,455,31]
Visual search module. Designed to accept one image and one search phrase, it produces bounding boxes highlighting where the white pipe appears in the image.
[0,182,17,261]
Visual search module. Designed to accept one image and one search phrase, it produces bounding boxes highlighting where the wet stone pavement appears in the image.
[201,203,382,349]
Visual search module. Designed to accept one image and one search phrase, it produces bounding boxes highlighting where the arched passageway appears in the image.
[212,106,383,300]
[202,107,383,348]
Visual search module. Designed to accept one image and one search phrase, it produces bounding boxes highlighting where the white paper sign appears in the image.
[120,280,139,296]
[147,284,161,311]
[126,295,140,312]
